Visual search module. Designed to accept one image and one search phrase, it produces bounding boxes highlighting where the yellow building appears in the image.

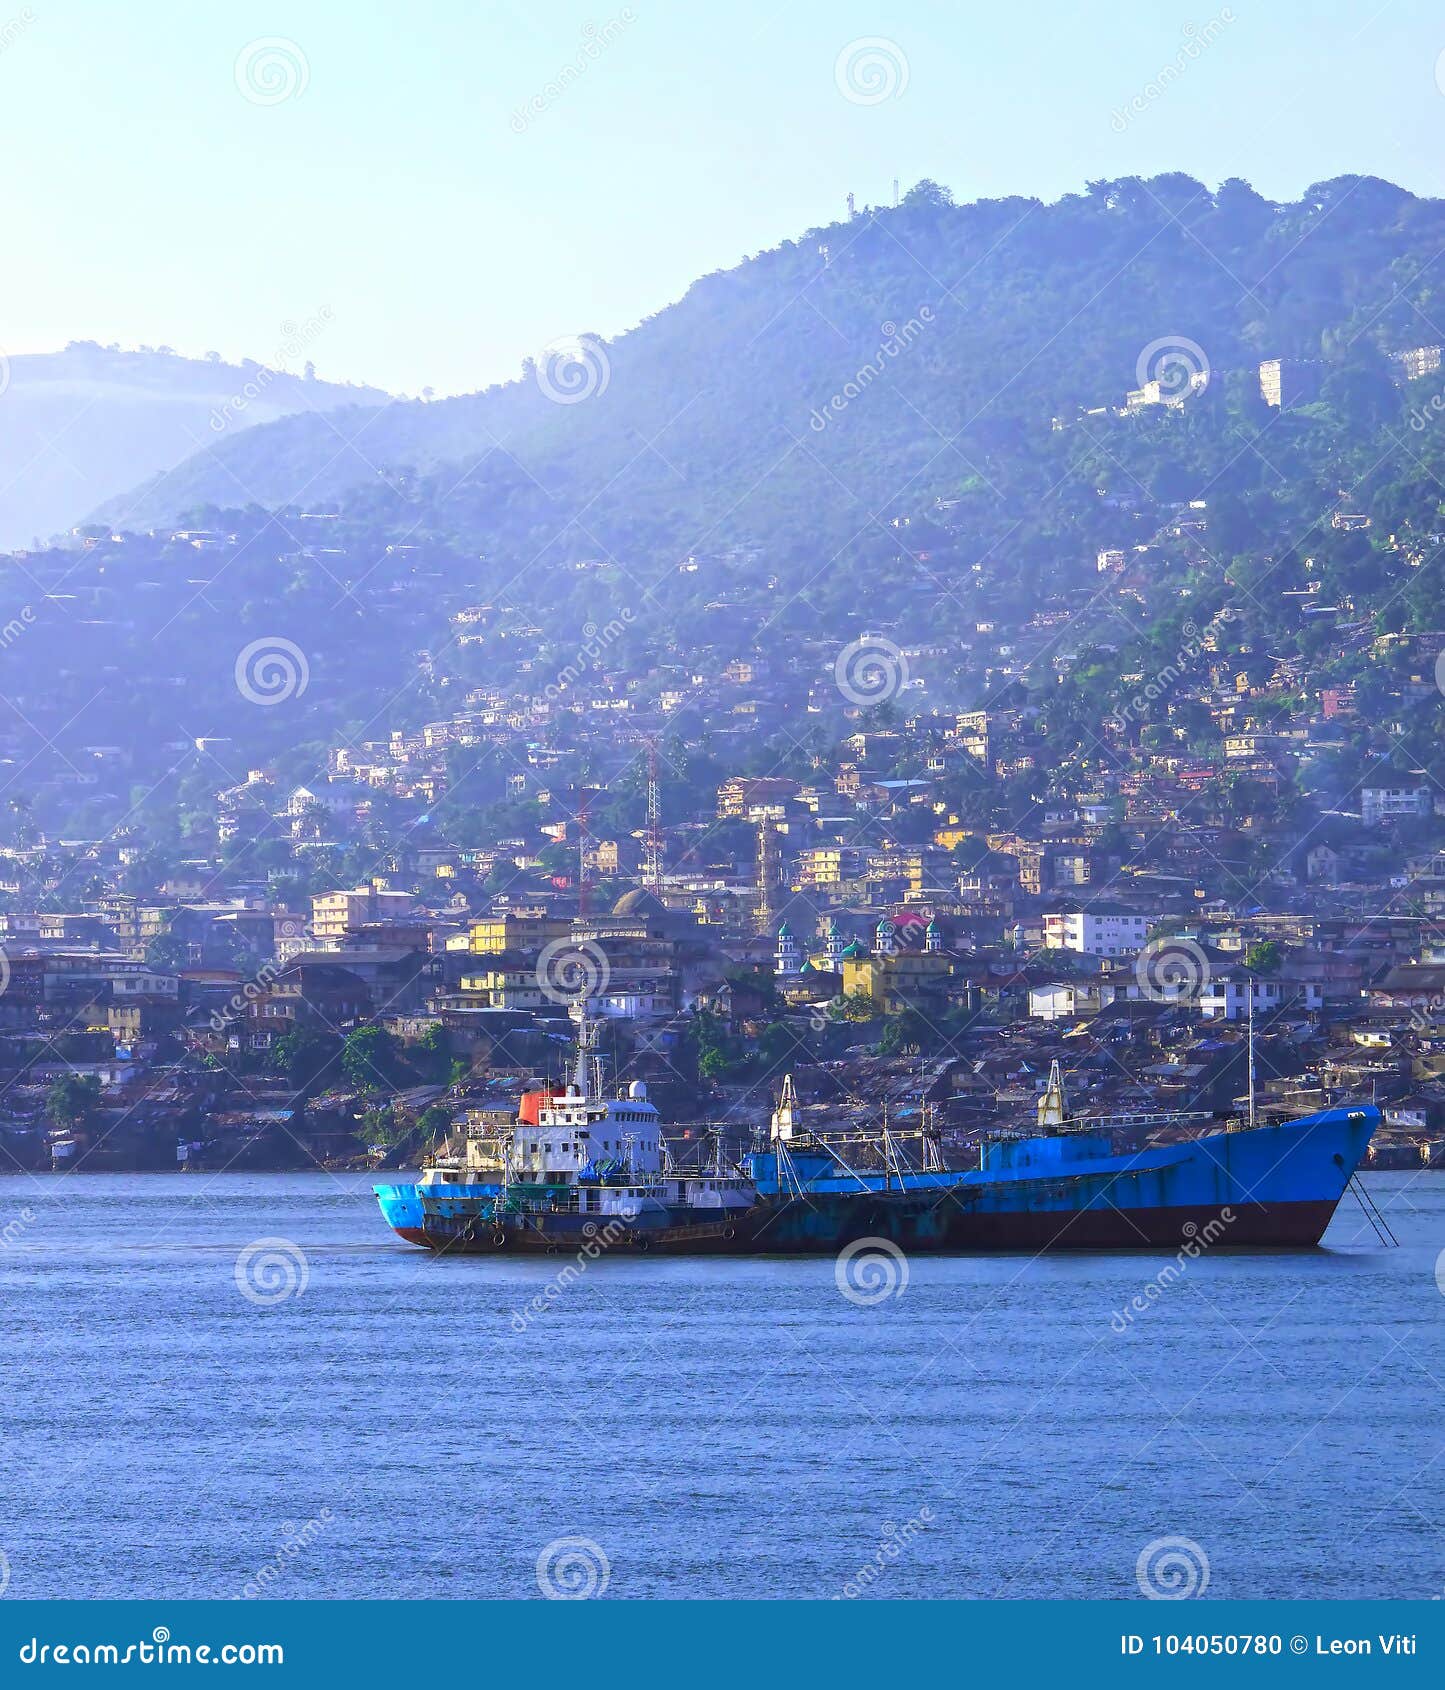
[839,939,952,1014]
[310,885,417,944]
[466,914,573,955]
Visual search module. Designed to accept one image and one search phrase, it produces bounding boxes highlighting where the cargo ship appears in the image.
[374,1013,1379,1255]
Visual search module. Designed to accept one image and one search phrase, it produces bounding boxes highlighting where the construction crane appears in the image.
[645,736,664,894]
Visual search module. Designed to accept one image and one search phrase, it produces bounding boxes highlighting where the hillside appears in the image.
[103,173,1445,578]
[5,172,1445,853]
[0,341,388,548]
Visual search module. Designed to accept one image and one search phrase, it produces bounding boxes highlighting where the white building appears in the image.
[1043,910,1148,959]
[1361,785,1431,828]
[1198,978,1322,1020]
[1028,982,1117,1022]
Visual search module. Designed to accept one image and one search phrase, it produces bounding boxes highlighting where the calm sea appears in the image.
[0,1170,1441,1601]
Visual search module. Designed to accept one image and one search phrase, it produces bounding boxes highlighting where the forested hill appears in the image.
[0,341,388,549]
[9,172,1445,846]
[101,172,1445,577]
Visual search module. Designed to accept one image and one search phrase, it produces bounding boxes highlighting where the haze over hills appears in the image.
[7,171,1445,850]
[0,341,388,549]
[99,172,1445,580]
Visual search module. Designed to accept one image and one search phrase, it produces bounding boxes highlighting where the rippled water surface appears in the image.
[1,1170,1441,1599]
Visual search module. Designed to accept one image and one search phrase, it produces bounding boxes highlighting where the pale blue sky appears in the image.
[7,0,1445,395]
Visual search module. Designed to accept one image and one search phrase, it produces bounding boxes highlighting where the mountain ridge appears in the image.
[93,173,1445,572]
[0,341,389,549]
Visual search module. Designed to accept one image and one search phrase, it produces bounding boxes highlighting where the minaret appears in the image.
[875,915,897,956]
[755,817,781,935]
[825,917,844,963]
[925,918,942,954]
[1037,1060,1067,1131]
[775,920,801,976]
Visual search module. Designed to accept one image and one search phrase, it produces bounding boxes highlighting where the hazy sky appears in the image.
[8,0,1445,396]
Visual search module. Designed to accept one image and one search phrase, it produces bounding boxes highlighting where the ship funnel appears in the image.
[1038,1060,1067,1131]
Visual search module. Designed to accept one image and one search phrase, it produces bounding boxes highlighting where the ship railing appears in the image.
[1056,1110,1214,1132]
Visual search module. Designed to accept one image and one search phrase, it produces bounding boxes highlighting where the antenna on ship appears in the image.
[571,999,593,1101]
[1247,990,1257,1131]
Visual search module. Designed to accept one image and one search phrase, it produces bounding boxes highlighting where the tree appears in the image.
[903,178,954,209]
[270,1027,340,1090]
[699,1047,730,1082]
[45,1074,102,1131]
[1245,941,1282,974]
[413,1022,452,1083]
[416,1104,452,1142]
[342,1025,401,1092]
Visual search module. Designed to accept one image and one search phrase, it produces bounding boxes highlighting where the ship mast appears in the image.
[1247,990,1257,1130]
[1038,1060,1067,1134]
[571,1000,593,1100]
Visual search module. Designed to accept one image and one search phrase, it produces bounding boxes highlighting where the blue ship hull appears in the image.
[374,1104,1378,1254]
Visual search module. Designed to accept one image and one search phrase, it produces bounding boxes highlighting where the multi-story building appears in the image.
[1258,358,1323,409]
[716,776,801,819]
[839,942,951,1015]
[1392,344,1443,383]
[1361,785,1431,828]
[1043,909,1148,958]
[310,886,418,945]
[465,913,572,955]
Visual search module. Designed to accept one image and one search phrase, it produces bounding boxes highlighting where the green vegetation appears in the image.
[45,1073,103,1131]
[5,175,1445,865]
